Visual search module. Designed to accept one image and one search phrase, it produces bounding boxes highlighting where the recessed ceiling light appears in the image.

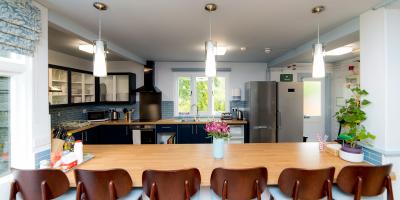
[311,5,325,14]
[216,46,227,55]
[240,47,247,51]
[78,44,94,54]
[325,46,353,56]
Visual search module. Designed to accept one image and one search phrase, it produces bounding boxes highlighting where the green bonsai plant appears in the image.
[335,87,376,149]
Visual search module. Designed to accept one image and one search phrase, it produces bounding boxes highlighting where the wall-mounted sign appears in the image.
[280,74,293,82]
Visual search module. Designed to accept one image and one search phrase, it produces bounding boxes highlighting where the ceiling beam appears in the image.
[268,17,360,68]
[48,11,146,65]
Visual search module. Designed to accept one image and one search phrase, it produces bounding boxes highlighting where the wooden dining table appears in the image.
[65,143,366,187]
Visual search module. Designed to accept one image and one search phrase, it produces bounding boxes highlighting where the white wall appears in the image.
[155,62,268,101]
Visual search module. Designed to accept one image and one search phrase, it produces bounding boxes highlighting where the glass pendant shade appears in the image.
[312,43,325,78]
[93,40,107,77]
[205,40,217,77]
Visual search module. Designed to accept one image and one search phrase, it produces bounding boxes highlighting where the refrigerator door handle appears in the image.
[253,125,269,129]
[277,111,282,129]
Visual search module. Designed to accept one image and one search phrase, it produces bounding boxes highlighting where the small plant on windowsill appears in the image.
[205,121,231,160]
[335,87,376,162]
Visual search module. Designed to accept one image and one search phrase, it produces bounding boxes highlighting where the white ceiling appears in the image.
[37,0,382,63]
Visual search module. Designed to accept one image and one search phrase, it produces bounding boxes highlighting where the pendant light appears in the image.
[312,6,325,78]
[93,2,108,77]
[205,3,217,77]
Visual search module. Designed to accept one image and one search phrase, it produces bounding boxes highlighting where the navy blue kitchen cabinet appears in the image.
[73,126,100,144]
[177,124,212,144]
[99,125,133,144]
[73,125,132,144]
[195,124,212,143]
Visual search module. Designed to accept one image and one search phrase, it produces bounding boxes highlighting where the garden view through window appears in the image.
[178,75,227,115]
[0,76,10,176]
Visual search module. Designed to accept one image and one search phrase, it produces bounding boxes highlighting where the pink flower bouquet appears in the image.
[205,121,231,139]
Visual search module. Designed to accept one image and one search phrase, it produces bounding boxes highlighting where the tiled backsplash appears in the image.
[50,101,175,127]
[50,100,246,127]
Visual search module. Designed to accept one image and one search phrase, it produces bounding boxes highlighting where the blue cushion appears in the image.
[120,188,143,200]
[332,186,384,200]
[54,189,76,200]
[267,186,291,200]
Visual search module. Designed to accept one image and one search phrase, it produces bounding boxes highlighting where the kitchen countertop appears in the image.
[66,119,247,134]
[65,143,367,187]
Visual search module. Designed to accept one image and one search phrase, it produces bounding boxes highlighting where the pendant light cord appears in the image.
[209,12,212,40]
[98,10,102,40]
[317,23,320,43]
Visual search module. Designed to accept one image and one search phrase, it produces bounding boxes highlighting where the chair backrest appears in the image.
[210,167,268,200]
[277,167,335,200]
[142,168,201,200]
[74,169,133,200]
[10,169,70,200]
[336,164,393,197]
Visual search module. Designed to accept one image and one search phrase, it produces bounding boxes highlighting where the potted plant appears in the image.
[205,121,230,159]
[335,87,376,162]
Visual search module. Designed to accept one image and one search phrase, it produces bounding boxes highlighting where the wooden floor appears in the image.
[65,143,366,187]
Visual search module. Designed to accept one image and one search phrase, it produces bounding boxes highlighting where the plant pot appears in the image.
[339,148,364,163]
[213,138,225,160]
[341,143,363,154]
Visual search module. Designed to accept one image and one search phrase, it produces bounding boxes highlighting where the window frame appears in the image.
[174,72,230,117]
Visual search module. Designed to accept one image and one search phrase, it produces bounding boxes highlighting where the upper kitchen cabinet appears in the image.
[71,71,95,104]
[99,73,136,104]
[48,67,69,106]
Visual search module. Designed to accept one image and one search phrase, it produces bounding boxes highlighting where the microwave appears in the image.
[87,110,109,121]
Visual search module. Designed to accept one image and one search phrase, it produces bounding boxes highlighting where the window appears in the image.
[176,73,229,116]
[0,76,9,176]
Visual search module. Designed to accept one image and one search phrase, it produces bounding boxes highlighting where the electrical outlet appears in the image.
[82,109,87,114]
[57,112,61,117]
[115,108,123,112]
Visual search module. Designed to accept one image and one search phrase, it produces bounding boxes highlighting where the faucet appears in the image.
[191,104,199,121]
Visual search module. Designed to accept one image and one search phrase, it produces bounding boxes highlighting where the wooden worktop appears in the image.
[67,119,247,134]
[65,143,364,187]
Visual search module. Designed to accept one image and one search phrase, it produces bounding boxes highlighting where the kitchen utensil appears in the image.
[111,109,120,120]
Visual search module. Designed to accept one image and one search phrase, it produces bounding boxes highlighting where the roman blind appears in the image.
[0,0,41,56]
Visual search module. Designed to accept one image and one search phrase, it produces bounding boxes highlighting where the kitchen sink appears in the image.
[175,118,211,122]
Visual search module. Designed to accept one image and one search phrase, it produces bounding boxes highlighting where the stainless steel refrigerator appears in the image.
[245,81,303,143]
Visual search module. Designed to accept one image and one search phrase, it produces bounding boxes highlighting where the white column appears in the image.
[360,7,400,196]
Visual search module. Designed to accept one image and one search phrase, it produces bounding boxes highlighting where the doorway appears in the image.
[302,77,325,142]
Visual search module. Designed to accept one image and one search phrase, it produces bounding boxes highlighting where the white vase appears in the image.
[213,138,225,159]
[339,149,364,163]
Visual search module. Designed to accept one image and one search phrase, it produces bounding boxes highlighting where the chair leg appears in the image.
[150,182,157,200]
[41,181,49,200]
[385,176,394,200]
[255,179,261,200]
[222,180,228,200]
[325,179,333,200]
[108,181,117,200]
[76,181,83,200]
[292,180,300,200]
[9,181,18,200]
[269,196,275,200]
[354,177,363,200]
[184,180,190,200]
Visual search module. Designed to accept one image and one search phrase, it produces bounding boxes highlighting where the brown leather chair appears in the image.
[268,167,335,200]
[75,168,140,200]
[334,164,394,200]
[142,168,201,200]
[210,167,268,200]
[9,169,71,200]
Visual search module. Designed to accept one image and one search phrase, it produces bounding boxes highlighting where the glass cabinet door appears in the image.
[100,75,131,102]
[48,68,68,105]
[71,72,83,103]
[84,74,95,103]
[116,75,129,101]
[71,72,96,104]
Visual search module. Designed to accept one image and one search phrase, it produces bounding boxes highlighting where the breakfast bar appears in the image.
[65,142,364,187]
